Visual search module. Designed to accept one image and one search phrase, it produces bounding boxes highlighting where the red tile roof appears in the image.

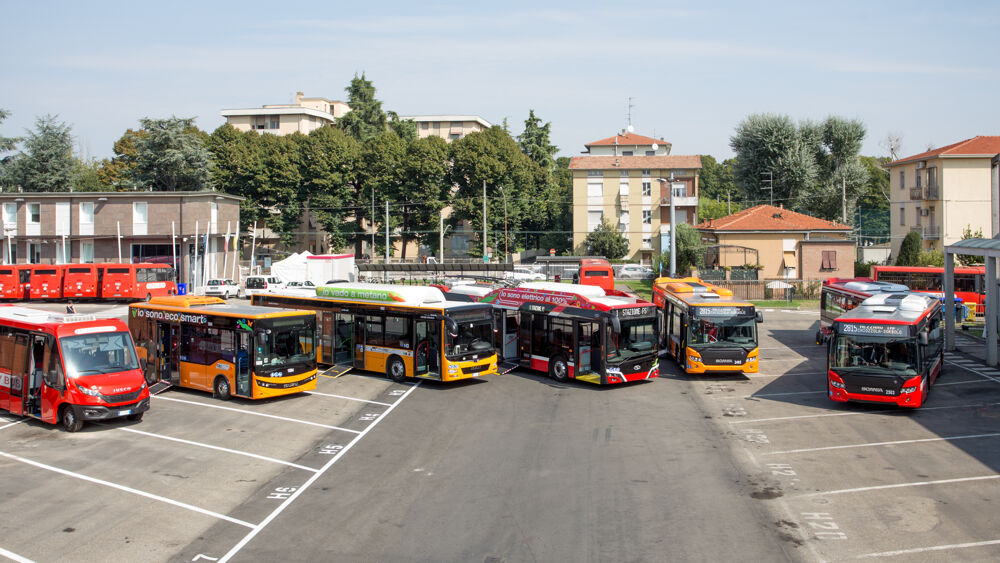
[569,155,702,170]
[889,136,1000,166]
[585,132,670,147]
[696,204,851,232]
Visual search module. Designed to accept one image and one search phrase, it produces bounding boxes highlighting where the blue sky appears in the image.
[2,1,997,162]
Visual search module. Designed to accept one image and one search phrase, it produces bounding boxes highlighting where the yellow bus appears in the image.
[652,277,763,374]
[252,283,498,383]
[128,296,317,399]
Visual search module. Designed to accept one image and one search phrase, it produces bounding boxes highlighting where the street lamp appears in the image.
[498,185,509,263]
[657,174,677,277]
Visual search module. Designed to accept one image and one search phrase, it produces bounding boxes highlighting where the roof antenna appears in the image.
[626,96,634,133]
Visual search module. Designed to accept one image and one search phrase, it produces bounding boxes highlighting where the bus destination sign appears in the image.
[837,322,908,337]
[693,306,754,318]
[612,306,654,318]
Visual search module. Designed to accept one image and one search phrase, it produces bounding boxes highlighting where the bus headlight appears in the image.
[901,386,917,394]
[830,380,845,389]
[688,355,700,364]
[79,385,101,397]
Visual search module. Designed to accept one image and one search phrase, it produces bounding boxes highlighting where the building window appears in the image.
[642,210,652,224]
[27,242,41,264]
[622,151,633,156]
[210,202,218,232]
[26,203,40,236]
[587,211,603,232]
[2,203,16,236]
[619,211,630,226]
[645,150,655,156]
[642,181,651,196]
[420,122,429,130]
[55,202,70,236]
[916,170,922,188]
[587,174,603,198]
[133,202,148,236]
[899,206,905,226]
[80,241,94,264]
[449,133,460,141]
[642,237,652,249]
[821,250,837,271]
[79,202,94,236]
[269,117,279,129]
[619,223,627,234]
[620,170,630,177]
[899,170,905,189]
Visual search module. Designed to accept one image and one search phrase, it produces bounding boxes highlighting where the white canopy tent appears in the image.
[270,252,356,285]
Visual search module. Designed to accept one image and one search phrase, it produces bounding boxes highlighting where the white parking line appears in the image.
[729,401,1000,425]
[0,545,34,563]
[857,538,1000,558]
[764,432,1000,455]
[217,381,422,563]
[797,474,1000,498]
[304,390,392,407]
[945,360,1000,384]
[0,419,25,431]
[0,450,255,528]
[153,396,361,434]
[119,428,319,472]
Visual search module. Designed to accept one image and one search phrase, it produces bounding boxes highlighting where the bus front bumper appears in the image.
[75,397,151,421]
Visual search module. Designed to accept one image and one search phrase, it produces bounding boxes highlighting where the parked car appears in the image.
[618,264,656,280]
[204,278,241,299]
[505,267,546,282]
[282,280,317,296]
[244,275,284,297]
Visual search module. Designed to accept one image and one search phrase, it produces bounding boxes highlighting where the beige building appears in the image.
[220,92,351,136]
[888,136,1000,258]
[696,205,853,280]
[399,115,492,143]
[0,192,241,286]
[569,132,701,263]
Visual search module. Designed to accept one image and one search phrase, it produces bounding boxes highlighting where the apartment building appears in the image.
[399,115,492,143]
[0,192,241,286]
[220,92,351,136]
[888,136,1000,257]
[569,131,701,263]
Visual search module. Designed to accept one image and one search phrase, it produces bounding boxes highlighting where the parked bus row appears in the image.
[0,263,177,302]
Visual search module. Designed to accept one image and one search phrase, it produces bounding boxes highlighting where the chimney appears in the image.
[779,203,783,209]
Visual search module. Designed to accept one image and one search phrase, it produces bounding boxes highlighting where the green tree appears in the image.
[97,128,147,190]
[896,230,922,266]
[855,156,890,243]
[298,126,359,251]
[72,158,113,192]
[538,156,573,254]
[918,249,944,267]
[0,108,22,189]
[802,117,870,222]
[336,73,388,143]
[730,113,818,210]
[6,114,75,191]
[698,155,736,201]
[395,135,451,258]
[957,225,985,266]
[584,218,628,259]
[132,117,211,191]
[517,110,558,171]
[699,196,742,221]
[206,123,265,229]
[256,133,305,244]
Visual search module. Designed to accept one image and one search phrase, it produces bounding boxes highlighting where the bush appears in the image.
[895,230,921,266]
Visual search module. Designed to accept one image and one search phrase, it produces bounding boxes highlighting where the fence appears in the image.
[710,279,824,301]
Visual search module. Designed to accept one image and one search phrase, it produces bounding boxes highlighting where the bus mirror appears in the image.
[445,318,458,335]
[610,315,621,334]
[43,369,59,389]
[756,312,763,323]
[256,331,267,348]
[918,331,929,346]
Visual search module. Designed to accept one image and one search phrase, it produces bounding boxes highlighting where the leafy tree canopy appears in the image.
[660,223,702,275]
[336,73,388,143]
[585,218,628,260]
[132,117,211,191]
[699,196,742,221]
[517,110,558,171]
[895,230,922,266]
[698,155,736,200]
[6,114,75,192]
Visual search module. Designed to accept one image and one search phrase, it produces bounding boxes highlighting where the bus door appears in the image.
[576,321,603,384]
[235,331,251,396]
[156,322,181,385]
[415,319,431,376]
[18,268,31,300]
[7,334,30,416]
[26,334,49,417]
[319,312,334,364]
[335,314,353,364]
[492,309,504,356]
[353,316,366,369]
[518,313,533,368]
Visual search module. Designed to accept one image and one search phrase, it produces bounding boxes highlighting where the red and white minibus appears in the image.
[63,264,99,299]
[28,265,64,300]
[99,263,177,301]
[0,305,149,431]
[0,266,28,301]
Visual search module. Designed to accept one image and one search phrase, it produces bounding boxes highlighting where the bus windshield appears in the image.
[445,309,494,359]
[256,317,316,368]
[608,316,657,361]
[831,335,918,376]
[61,331,140,377]
[687,310,757,349]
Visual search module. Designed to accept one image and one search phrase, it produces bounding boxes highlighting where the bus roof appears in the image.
[518,281,606,298]
[652,277,754,307]
[835,292,939,325]
[312,283,446,306]
[0,304,128,337]
[824,278,909,296]
[481,282,650,311]
[871,265,985,274]
[131,296,312,319]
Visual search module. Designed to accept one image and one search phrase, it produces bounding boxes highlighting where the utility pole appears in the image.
[482,180,488,263]
[370,188,375,260]
[727,190,731,215]
[385,200,389,264]
[439,211,444,262]
[842,175,847,225]
[762,171,773,206]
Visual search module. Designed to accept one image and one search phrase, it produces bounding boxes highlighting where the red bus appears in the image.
[99,263,177,301]
[480,282,658,384]
[28,265,64,300]
[827,292,943,408]
[0,305,149,431]
[871,265,983,317]
[573,258,615,292]
[63,264,99,299]
[818,278,909,345]
[0,266,29,301]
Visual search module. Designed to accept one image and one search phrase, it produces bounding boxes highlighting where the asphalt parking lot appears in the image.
[2,303,1000,561]
[692,308,1000,561]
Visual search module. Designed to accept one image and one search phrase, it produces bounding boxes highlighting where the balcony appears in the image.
[660,195,698,207]
[923,225,941,240]
[909,187,924,200]
[618,194,629,208]
[908,186,941,200]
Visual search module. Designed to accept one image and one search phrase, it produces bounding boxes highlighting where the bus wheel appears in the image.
[126,412,143,422]
[387,356,407,383]
[214,376,232,400]
[549,355,569,382]
[61,405,83,433]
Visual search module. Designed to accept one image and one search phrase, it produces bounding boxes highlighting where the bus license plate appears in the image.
[118,409,131,416]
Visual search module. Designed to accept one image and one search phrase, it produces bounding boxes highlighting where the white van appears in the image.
[244,275,284,297]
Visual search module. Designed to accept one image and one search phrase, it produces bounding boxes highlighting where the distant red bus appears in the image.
[99,264,177,301]
[0,267,28,301]
[29,266,64,300]
[63,265,99,299]
[871,265,983,317]
[0,305,149,431]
